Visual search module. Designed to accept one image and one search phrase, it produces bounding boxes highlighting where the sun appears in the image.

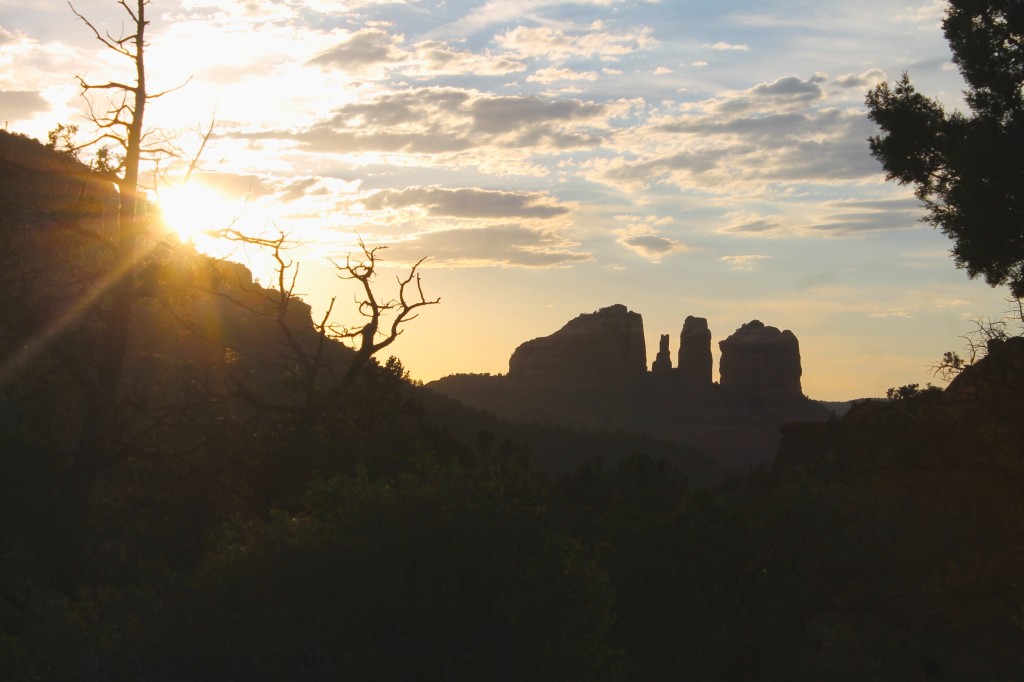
[158,182,241,243]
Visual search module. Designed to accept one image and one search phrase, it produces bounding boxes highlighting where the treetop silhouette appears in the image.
[866,0,1024,298]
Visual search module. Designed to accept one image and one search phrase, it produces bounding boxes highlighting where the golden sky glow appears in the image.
[1,0,1016,399]
[158,182,241,242]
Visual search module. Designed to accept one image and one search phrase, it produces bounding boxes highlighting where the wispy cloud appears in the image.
[870,308,912,318]
[585,77,875,197]
[706,41,749,51]
[527,67,600,84]
[237,86,615,167]
[720,254,769,270]
[431,0,624,37]
[495,23,656,62]
[361,187,571,219]
[384,225,591,268]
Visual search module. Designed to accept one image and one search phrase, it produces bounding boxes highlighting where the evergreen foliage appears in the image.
[866,0,1024,296]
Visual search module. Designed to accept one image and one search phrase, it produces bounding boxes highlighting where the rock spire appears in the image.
[678,316,713,391]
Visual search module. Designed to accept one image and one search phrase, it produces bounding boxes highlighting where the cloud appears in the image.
[309,28,405,71]
[300,0,410,10]
[0,90,49,120]
[384,224,591,267]
[189,172,279,201]
[740,74,827,108]
[618,233,685,260]
[409,40,526,77]
[714,197,925,239]
[717,215,784,236]
[309,29,526,78]
[657,110,819,140]
[469,96,605,134]
[614,218,690,261]
[835,68,886,88]
[870,308,912,318]
[642,73,829,121]
[805,197,925,236]
[527,67,600,84]
[434,0,625,37]
[361,187,571,219]
[895,0,946,25]
[495,24,655,62]
[933,298,971,309]
[273,87,611,159]
[588,103,877,194]
[706,41,749,51]
[720,254,769,270]
[176,0,297,23]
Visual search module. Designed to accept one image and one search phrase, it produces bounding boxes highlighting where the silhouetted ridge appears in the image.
[430,304,829,472]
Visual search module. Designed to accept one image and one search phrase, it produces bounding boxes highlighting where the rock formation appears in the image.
[508,304,647,384]
[431,306,828,474]
[718,320,802,403]
[678,316,712,392]
[652,334,673,374]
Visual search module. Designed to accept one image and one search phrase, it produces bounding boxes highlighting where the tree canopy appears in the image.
[866,0,1024,297]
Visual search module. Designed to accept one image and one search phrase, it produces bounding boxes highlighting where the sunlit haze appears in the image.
[158,182,240,243]
[2,0,1013,399]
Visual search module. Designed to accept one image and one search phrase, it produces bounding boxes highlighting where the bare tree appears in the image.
[41,1,202,589]
[69,0,177,392]
[933,297,1024,381]
[329,240,440,399]
[214,231,439,424]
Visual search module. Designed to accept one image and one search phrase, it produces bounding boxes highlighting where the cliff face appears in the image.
[718,320,802,403]
[508,304,647,384]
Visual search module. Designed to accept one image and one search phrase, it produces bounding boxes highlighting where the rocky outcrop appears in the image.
[718,320,802,403]
[678,316,712,392]
[946,336,1024,405]
[508,304,647,384]
[652,334,672,374]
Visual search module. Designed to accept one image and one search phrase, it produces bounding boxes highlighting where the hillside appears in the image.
[3,129,1024,680]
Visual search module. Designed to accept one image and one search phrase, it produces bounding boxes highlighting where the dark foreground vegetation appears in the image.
[3,129,1024,680]
[4,0,1024,673]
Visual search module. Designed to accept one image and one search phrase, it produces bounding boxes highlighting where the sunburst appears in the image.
[157,182,241,243]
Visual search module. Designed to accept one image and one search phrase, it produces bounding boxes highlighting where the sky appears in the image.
[0,0,1016,400]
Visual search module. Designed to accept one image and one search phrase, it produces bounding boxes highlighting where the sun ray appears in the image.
[0,235,163,389]
[157,182,243,243]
